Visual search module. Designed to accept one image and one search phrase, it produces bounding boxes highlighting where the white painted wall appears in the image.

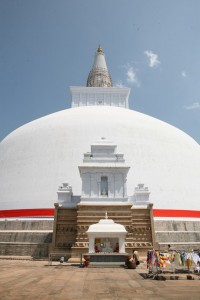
[79,139,129,203]
[70,86,130,108]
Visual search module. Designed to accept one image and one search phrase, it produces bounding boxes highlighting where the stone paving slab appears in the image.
[0,260,200,299]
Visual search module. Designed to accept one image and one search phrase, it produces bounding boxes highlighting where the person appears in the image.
[114,243,119,253]
[60,256,64,263]
[133,250,140,265]
[94,244,99,253]
[126,254,137,269]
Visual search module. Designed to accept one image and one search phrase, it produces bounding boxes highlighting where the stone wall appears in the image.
[154,220,200,231]
[1,218,200,257]
[0,220,53,257]
[154,220,200,250]
[0,220,53,230]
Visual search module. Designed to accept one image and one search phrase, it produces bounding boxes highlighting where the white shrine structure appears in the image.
[87,213,127,254]
[52,137,154,256]
[79,138,130,204]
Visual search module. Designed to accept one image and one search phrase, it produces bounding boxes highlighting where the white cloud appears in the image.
[144,50,160,68]
[115,81,126,88]
[126,67,140,87]
[184,102,200,110]
[181,71,187,77]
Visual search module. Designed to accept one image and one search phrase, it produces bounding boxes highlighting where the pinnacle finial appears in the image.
[97,45,103,53]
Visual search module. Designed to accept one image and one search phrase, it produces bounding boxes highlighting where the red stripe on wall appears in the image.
[0,208,200,218]
[153,209,200,218]
[0,209,55,218]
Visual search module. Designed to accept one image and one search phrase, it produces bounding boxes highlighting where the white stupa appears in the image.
[0,46,200,220]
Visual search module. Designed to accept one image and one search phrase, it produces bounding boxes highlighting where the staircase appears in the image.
[128,206,155,251]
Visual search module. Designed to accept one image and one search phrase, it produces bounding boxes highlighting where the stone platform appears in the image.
[84,253,129,267]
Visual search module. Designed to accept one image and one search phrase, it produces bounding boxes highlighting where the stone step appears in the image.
[0,220,53,230]
[0,255,32,260]
[155,231,200,242]
[131,221,151,224]
[158,242,200,251]
[0,232,52,243]
[0,242,49,257]
[154,220,200,231]
[88,262,125,268]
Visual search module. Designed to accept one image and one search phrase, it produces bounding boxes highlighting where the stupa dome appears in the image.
[0,105,200,218]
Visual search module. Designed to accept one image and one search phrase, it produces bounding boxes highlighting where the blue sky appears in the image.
[1,0,200,143]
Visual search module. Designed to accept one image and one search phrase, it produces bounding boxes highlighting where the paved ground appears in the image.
[0,259,200,300]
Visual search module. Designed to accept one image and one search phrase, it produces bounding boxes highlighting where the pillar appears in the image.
[52,203,59,248]
[118,236,125,253]
[88,236,95,253]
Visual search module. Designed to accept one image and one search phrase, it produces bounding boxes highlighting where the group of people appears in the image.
[147,248,200,271]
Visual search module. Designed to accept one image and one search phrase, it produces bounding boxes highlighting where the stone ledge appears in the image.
[0,256,32,260]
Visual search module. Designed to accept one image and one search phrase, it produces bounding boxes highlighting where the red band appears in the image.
[153,209,200,218]
[0,208,54,218]
[0,208,200,218]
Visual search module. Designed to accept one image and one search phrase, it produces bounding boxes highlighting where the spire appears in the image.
[86,46,112,87]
